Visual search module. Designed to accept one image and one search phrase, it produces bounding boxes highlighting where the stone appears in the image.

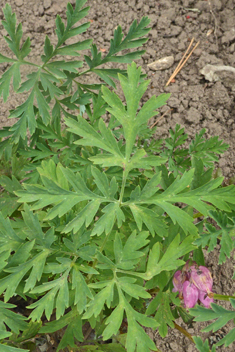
[147,56,174,71]
[200,64,235,89]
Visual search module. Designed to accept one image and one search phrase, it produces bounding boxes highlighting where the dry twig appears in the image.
[83,325,93,340]
[208,0,218,44]
[150,108,172,129]
[165,38,200,86]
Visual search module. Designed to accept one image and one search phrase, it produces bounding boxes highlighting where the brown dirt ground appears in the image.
[0,0,235,351]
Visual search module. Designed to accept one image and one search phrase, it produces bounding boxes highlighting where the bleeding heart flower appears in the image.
[172,270,184,293]
[182,260,197,273]
[198,290,214,308]
[190,266,213,293]
[182,281,199,309]
[172,262,214,309]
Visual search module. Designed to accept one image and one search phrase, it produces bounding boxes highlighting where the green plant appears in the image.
[0,1,235,352]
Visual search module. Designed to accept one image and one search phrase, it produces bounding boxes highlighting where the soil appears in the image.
[0,0,235,351]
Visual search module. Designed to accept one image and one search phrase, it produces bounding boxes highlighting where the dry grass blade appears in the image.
[150,108,172,129]
[166,38,195,86]
[166,38,200,86]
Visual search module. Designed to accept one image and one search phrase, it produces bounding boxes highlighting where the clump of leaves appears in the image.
[0,1,235,352]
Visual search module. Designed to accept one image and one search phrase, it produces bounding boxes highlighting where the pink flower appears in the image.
[190,266,213,293]
[198,290,214,308]
[172,270,184,293]
[182,281,199,309]
[172,262,214,309]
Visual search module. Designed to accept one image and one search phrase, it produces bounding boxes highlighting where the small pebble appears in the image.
[147,56,174,71]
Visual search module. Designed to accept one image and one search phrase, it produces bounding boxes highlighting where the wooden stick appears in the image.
[166,39,200,86]
[83,325,93,340]
[166,38,195,86]
[176,40,200,73]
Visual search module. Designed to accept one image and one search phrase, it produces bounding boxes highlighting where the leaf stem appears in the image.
[174,322,194,343]
[77,68,92,77]
[86,230,112,283]
[213,293,235,301]
[116,269,145,279]
[21,60,41,68]
[119,167,128,204]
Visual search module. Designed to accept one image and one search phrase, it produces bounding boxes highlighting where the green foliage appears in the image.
[161,125,229,175]
[0,0,150,144]
[76,344,126,352]
[191,300,235,349]
[0,346,29,352]
[193,336,216,352]
[0,1,234,352]
[195,209,235,264]
[146,291,179,337]
[0,301,28,338]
